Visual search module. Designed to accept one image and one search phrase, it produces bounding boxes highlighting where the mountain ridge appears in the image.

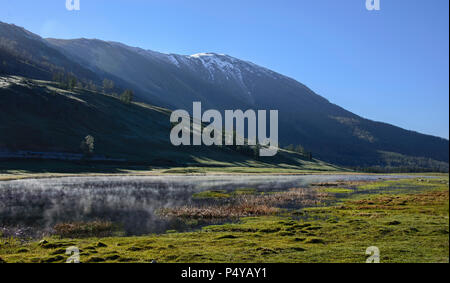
[0,21,448,170]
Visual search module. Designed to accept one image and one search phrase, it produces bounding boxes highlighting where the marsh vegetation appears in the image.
[0,175,448,263]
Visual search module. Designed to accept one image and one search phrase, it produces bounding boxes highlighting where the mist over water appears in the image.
[0,174,409,237]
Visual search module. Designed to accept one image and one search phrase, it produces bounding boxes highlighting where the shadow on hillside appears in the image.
[0,159,161,174]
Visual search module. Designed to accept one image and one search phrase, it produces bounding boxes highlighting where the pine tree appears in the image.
[80,135,95,157]
[120,89,134,104]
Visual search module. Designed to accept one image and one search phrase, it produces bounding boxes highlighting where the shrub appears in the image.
[53,221,118,238]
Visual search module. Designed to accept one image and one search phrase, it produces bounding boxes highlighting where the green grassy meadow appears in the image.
[1,177,448,263]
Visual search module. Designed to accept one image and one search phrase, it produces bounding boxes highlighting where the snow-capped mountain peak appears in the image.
[190,52,225,58]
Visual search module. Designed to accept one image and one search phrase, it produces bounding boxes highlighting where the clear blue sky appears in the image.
[1,0,448,139]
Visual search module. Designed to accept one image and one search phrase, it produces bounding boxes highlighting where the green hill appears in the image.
[0,76,341,173]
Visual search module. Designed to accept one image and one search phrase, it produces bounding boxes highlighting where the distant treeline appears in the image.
[349,166,449,173]
[52,71,134,104]
[283,144,313,161]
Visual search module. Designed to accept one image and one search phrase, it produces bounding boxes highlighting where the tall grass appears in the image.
[159,188,329,219]
[53,221,119,238]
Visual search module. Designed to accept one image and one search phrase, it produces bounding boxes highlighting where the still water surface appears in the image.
[0,174,414,237]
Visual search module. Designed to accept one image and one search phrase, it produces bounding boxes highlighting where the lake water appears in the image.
[0,174,414,238]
